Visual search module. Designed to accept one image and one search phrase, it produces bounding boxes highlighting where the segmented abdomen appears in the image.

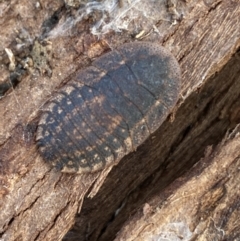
[36,42,181,173]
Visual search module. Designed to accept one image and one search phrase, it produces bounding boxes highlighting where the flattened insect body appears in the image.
[36,42,181,174]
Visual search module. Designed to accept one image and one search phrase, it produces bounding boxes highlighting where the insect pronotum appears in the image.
[36,42,181,173]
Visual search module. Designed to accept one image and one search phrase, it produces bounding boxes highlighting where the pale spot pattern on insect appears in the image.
[36,42,181,173]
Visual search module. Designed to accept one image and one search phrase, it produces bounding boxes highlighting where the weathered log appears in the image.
[115,125,240,240]
[0,0,239,240]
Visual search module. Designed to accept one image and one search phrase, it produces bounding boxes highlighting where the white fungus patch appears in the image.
[48,0,175,38]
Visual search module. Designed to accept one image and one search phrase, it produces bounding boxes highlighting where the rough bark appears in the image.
[0,0,239,241]
[115,125,240,241]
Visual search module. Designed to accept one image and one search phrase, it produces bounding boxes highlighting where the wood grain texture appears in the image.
[115,125,240,241]
[0,0,239,240]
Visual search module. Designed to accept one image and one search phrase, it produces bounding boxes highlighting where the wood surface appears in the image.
[115,125,240,241]
[0,0,239,240]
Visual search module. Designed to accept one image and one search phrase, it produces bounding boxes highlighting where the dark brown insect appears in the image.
[36,42,181,173]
